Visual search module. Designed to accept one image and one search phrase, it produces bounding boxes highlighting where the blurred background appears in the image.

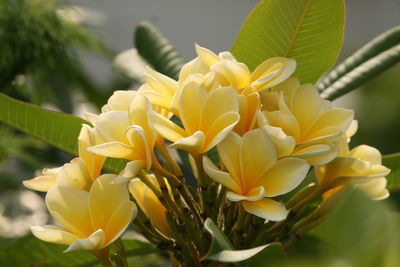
[0,0,399,262]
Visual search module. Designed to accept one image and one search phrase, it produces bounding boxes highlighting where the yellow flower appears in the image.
[129,176,170,236]
[193,44,296,92]
[259,77,354,165]
[153,81,240,154]
[31,174,137,252]
[138,67,178,116]
[316,145,390,200]
[203,129,309,221]
[88,93,155,172]
[23,125,105,192]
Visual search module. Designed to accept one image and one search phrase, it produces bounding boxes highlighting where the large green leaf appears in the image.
[0,93,124,173]
[231,0,345,84]
[0,93,85,155]
[383,153,400,190]
[0,234,161,267]
[0,234,96,267]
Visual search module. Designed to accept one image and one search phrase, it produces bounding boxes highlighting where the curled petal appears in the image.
[195,44,220,67]
[349,145,382,165]
[251,57,296,91]
[64,229,105,252]
[31,225,79,245]
[203,157,240,193]
[88,141,135,160]
[292,144,338,166]
[242,198,288,222]
[169,131,205,154]
[23,175,57,192]
[226,186,265,202]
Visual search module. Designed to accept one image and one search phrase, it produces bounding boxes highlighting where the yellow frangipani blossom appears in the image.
[193,44,296,92]
[23,125,105,192]
[88,94,155,173]
[258,77,354,165]
[315,144,390,200]
[203,129,309,221]
[129,176,170,236]
[153,81,240,154]
[31,174,137,252]
[138,66,178,116]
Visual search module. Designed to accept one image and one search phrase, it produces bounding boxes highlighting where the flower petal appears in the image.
[251,57,296,90]
[89,174,132,231]
[203,157,240,192]
[88,141,135,160]
[226,186,264,202]
[152,112,186,142]
[262,125,296,157]
[46,186,92,237]
[95,111,130,142]
[240,129,277,191]
[195,44,220,67]
[217,132,242,185]
[31,225,79,245]
[258,158,309,197]
[308,108,354,135]
[349,145,382,165]
[169,131,205,154]
[103,200,137,246]
[291,84,325,134]
[201,87,238,132]
[113,160,147,184]
[292,144,338,166]
[203,111,240,152]
[23,175,57,192]
[242,198,288,222]
[56,158,91,191]
[64,229,105,252]
[179,81,207,134]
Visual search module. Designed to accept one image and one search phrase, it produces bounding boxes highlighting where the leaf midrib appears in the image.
[285,0,312,57]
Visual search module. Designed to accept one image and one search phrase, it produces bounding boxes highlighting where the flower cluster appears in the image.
[24,44,390,263]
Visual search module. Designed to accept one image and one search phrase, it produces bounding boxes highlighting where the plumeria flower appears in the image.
[203,128,309,221]
[23,125,105,192]
[258,77,354,165]
[152,81,240,155]
[129,175,171,236]
[315,144,390,200]
[31,174,137,253]
[194,44,296,92]
[88,94,155,174]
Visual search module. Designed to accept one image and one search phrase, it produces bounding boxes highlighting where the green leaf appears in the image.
[0,234,162,267]
[320,44,400,100]
[318,25,400,91]
[0,93,85,156]
[307,189,400,266]
[134,21,184,80]
[383,153,400,190]
[202,218,233,260]
[231,0,345,84]
[208,243,285,263]
[0,234,96,267]
[0,93,125,173]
